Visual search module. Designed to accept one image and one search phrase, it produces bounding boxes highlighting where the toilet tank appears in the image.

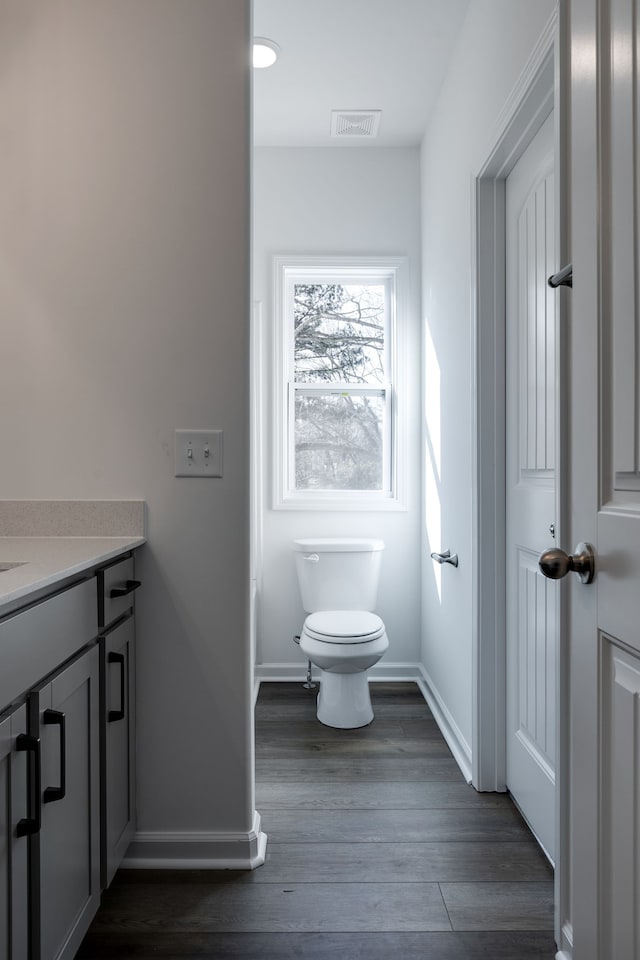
[293,538,384,612]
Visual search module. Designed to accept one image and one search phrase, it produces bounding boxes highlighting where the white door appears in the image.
[505,111,557,861]
[567,0,640,955]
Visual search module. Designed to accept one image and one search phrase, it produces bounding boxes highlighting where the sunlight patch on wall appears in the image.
[424,316,442,602]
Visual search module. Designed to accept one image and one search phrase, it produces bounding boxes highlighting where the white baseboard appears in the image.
[255,662,316,682]
[254,661,423,683]
[555,921,572,960]
[416,664,473,783]
[123,811,267,870]
[255,661,473,784]
[369,662,424,681]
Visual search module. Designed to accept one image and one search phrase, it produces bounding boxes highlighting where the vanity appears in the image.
[0,502,145,960]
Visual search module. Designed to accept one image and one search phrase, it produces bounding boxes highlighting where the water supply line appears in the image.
[293,634,317,690]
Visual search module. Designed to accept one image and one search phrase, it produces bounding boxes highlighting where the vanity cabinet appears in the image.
[0,579,99,960]
[0,550,140,960]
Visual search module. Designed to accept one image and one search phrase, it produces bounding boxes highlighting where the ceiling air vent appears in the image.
[330,110,381,139]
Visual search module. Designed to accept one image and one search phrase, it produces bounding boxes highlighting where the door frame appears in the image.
[471,5,570,952]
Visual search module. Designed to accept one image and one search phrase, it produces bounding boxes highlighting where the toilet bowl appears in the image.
[299,610,389,728]
[293,539,389,729]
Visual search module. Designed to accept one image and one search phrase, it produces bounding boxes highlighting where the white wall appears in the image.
[0,0,256,861]
[253,147,422,671]
[420,0,555,752]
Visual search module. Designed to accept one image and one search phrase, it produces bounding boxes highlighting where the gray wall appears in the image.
[0,0,254,852]
[252,146,422,671]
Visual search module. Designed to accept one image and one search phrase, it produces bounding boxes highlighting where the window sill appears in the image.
[273,495,407,513]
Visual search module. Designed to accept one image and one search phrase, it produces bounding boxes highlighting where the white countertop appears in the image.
[0,536,146,611]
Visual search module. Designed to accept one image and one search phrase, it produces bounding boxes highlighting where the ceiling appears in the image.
[252,0,470,148]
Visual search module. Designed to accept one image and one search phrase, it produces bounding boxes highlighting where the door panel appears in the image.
[103,615,136,888]
[518,167,556,480]
[608,0,640,493]
[601,640,640,957]
[0,713,12,960]
[0,706,29,960]
[506,110,556,860]
[569,0,640,954]
[516,549,556,772]
[39,647,100,960]
[597,0,640,953]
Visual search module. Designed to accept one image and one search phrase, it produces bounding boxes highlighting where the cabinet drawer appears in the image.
[0,579,97,711]
[99,557,139,629]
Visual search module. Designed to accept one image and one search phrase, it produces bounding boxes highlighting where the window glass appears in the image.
[294,391,384,490]
[293,283,386,385]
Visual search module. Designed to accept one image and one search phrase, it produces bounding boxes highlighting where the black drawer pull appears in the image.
[108,652,126,722]
[16,734,42,836]
[43,710,66,804]
[109,579,141,599]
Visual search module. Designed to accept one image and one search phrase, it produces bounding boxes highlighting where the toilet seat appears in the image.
[303,610,385,645]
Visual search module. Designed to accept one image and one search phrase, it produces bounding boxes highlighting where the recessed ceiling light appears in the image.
[253,38,280,69]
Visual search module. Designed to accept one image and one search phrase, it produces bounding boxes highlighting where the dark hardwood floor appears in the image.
[77,682,556,959]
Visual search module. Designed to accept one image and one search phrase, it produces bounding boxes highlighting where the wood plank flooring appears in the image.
[77,682,556,959]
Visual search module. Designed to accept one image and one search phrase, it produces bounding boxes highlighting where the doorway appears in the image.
[472,14,564,933]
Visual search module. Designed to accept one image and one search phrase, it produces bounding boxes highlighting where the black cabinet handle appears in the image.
[110,579,141,599]
[43,710,66,804]
[108,652,126,722]
[16,734,42,836]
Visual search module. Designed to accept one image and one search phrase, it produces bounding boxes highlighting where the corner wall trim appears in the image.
[554,921,573,960]
[417,664,473,784]
[123,811,267,870]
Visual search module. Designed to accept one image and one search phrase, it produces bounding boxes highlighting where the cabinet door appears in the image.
[0,706,29,960]
[38,647,100,960]
[102,615,136,887]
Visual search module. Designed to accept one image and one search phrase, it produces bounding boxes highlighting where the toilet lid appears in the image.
[304,610,385,644]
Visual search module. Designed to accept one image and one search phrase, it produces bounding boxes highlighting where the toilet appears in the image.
[293,538,389,729]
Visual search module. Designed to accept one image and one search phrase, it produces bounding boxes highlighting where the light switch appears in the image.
[175,430,223,477]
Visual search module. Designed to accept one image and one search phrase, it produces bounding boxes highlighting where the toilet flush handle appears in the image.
[303,553,320,563]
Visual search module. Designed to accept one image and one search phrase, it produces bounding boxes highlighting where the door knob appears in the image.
[538,542,595,584]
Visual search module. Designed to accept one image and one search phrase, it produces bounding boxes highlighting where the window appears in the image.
[273,257,407,509]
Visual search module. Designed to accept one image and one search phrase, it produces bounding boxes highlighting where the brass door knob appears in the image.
[538,542,595,584]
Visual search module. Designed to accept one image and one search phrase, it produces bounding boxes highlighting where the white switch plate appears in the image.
[175,429,223,477]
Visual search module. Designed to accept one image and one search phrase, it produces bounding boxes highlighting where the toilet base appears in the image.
[316,670,374,729]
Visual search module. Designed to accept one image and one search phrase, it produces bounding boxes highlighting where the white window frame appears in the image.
[273,255,408,511]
